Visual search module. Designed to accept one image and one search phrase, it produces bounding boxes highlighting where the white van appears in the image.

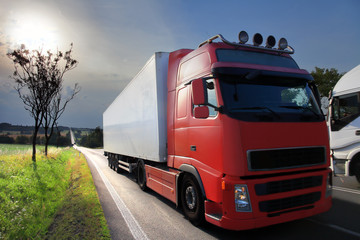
[328,64,360,183]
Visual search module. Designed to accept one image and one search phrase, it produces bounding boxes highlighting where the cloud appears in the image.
[59,80,128,128]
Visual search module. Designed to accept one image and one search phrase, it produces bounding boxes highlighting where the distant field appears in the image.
[0,144,36,155]
[0,131,21,135]
[0,130,69,137]
[0,144,110,239]
[0,130,88,144]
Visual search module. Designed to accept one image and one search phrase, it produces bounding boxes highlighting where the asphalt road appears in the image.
[76,146,360,240]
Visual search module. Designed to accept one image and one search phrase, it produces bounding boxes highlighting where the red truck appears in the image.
[103,31,332,230]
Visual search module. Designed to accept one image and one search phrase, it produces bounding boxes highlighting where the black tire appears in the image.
[115,163,121,173]
[137,160,147,191]
[350,156,360,183]
[356,174,360,183]
[114,160,119,172]
[110,156,114,169]
[110,157,114,170]
[181,174,205,226]
[111,157,116,171]
[354,160,360,183]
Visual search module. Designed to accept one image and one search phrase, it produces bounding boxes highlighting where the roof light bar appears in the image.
[198,31,294,54]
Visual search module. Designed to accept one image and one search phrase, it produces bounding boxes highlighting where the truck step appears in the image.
[145,165,178,204]
[206,213,222,221]
[117,159,136,173]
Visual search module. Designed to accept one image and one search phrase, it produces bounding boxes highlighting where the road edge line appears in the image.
[80,147,149,240]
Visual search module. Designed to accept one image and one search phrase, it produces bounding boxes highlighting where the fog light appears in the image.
[235,185,252,212]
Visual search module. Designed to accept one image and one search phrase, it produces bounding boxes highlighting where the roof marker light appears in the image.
[266,35,276,48]
[253,33,263,46]
[238,31,249,44]
[278,38,288,50]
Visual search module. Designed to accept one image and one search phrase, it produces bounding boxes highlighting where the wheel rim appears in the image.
[185,186,196,210]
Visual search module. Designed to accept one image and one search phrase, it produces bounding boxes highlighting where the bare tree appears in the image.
[7,44,79,162]
[43,82,80,156]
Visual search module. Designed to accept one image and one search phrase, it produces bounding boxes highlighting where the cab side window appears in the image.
[206,79,218,117]
[331,93,360,131]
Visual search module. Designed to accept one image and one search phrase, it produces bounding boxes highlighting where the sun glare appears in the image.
[7,13,59,51]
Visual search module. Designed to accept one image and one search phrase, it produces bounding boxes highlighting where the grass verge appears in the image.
[0,144,110,239]
[46,149,111,239]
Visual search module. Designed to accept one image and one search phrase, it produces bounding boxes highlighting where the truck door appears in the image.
[188,79,223,172]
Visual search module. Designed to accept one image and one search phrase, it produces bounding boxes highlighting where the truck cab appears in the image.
[167,32,332,230]
[328,64,360,183]
[104,31,332,230]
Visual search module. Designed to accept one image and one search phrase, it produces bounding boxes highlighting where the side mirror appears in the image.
[194,106,209,119]
[192,78,208,105]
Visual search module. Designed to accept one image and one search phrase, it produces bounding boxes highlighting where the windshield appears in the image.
[219,75,323,122]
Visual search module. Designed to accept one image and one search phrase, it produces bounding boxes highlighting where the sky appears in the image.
[0,0,359,128]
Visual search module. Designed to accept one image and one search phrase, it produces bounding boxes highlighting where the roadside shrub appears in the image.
[15,135,31,144]
[0,135,14,144]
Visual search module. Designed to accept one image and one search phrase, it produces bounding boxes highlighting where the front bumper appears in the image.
[204,168,332,230]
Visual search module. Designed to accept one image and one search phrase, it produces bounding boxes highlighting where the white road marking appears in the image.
[79,147,149,240]
[308,185,360,237]
[333,186,360,195]
[307,219,360,238]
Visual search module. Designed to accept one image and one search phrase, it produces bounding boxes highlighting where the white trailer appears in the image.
[328,64,360,182]
[103,52,169,168]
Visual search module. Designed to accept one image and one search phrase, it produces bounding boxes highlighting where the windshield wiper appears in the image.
[279,105,320,118]
[234,106,280,118]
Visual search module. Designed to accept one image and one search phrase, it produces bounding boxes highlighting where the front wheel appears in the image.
[354,160,360,183]
[181,174,205,226]
[350,156,360,183]
[356,174,360,183]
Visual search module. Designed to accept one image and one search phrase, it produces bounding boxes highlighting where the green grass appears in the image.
[0,144,37,155]
[0,144,110,239]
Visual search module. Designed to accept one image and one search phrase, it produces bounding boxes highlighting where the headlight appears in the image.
[235,185,252,212]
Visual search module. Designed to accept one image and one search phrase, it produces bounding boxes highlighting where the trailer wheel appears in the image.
[115,163,121,173]
[114,160,120,173]
[181,174,205,226]
[137,160,147,191]
[111,157,115,170]
[109,156,114,169]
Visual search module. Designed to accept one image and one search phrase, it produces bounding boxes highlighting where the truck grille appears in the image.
[259,192,321,213]
[255,176,323,196]
[248,147,326,171]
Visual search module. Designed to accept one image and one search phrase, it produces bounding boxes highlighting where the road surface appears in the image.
[76,146,360,240]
